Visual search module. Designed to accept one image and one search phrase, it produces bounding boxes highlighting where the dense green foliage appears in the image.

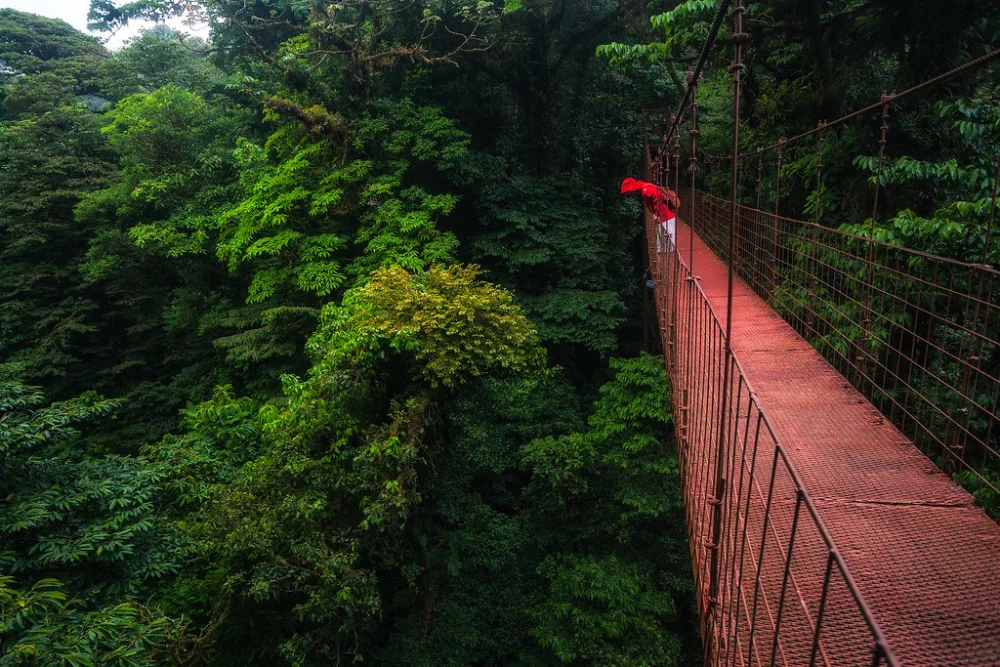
[0,2,700,664]
[0,373,177,664]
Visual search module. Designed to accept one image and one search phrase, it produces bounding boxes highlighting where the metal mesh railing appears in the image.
[647,210,897,667]
[639,9,1000,662]
[691,192,1000,508]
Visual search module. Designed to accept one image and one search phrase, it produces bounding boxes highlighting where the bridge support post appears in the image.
[858,95,892,391]
[771,139,784,298]
[806,121,826,337]
[705,1,746,663]
[678,388,689,449]
[687,69,700,275]
[673,133,681,209]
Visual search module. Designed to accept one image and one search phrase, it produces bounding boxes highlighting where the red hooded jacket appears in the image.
[621,178,678,221]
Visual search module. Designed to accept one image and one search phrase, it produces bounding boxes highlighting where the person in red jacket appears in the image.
[621,178,679,252]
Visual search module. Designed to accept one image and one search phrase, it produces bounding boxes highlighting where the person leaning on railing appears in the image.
[621,178,681,252]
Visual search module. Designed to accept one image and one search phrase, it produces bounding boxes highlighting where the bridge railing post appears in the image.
[857,94,892,391]
[705,0,746,662]
[688,69,700,275]
[806,121,826,338]
[771,138,784,298]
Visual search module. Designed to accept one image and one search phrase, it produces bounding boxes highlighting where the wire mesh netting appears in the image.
[691,192,1000,503]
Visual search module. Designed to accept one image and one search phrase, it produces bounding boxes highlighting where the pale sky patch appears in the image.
[0,0,210,50]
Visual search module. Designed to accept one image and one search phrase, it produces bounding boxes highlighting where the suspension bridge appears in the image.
[643,2,1000,665]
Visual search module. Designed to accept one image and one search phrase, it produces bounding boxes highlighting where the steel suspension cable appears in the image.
[737,47,1000,158]
[659,0,734,150]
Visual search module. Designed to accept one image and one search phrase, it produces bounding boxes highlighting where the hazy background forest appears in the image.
[0,1,996,665]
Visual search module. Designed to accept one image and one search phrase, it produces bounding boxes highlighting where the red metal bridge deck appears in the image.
[661,218,1000,666]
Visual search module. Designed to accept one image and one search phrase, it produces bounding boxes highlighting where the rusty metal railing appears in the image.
[692,192,1000,511]
[647,209,897,667]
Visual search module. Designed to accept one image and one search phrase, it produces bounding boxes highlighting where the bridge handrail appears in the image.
[722,196,1000,276]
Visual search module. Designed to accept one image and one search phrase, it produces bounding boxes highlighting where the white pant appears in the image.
[656,217,676,253]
